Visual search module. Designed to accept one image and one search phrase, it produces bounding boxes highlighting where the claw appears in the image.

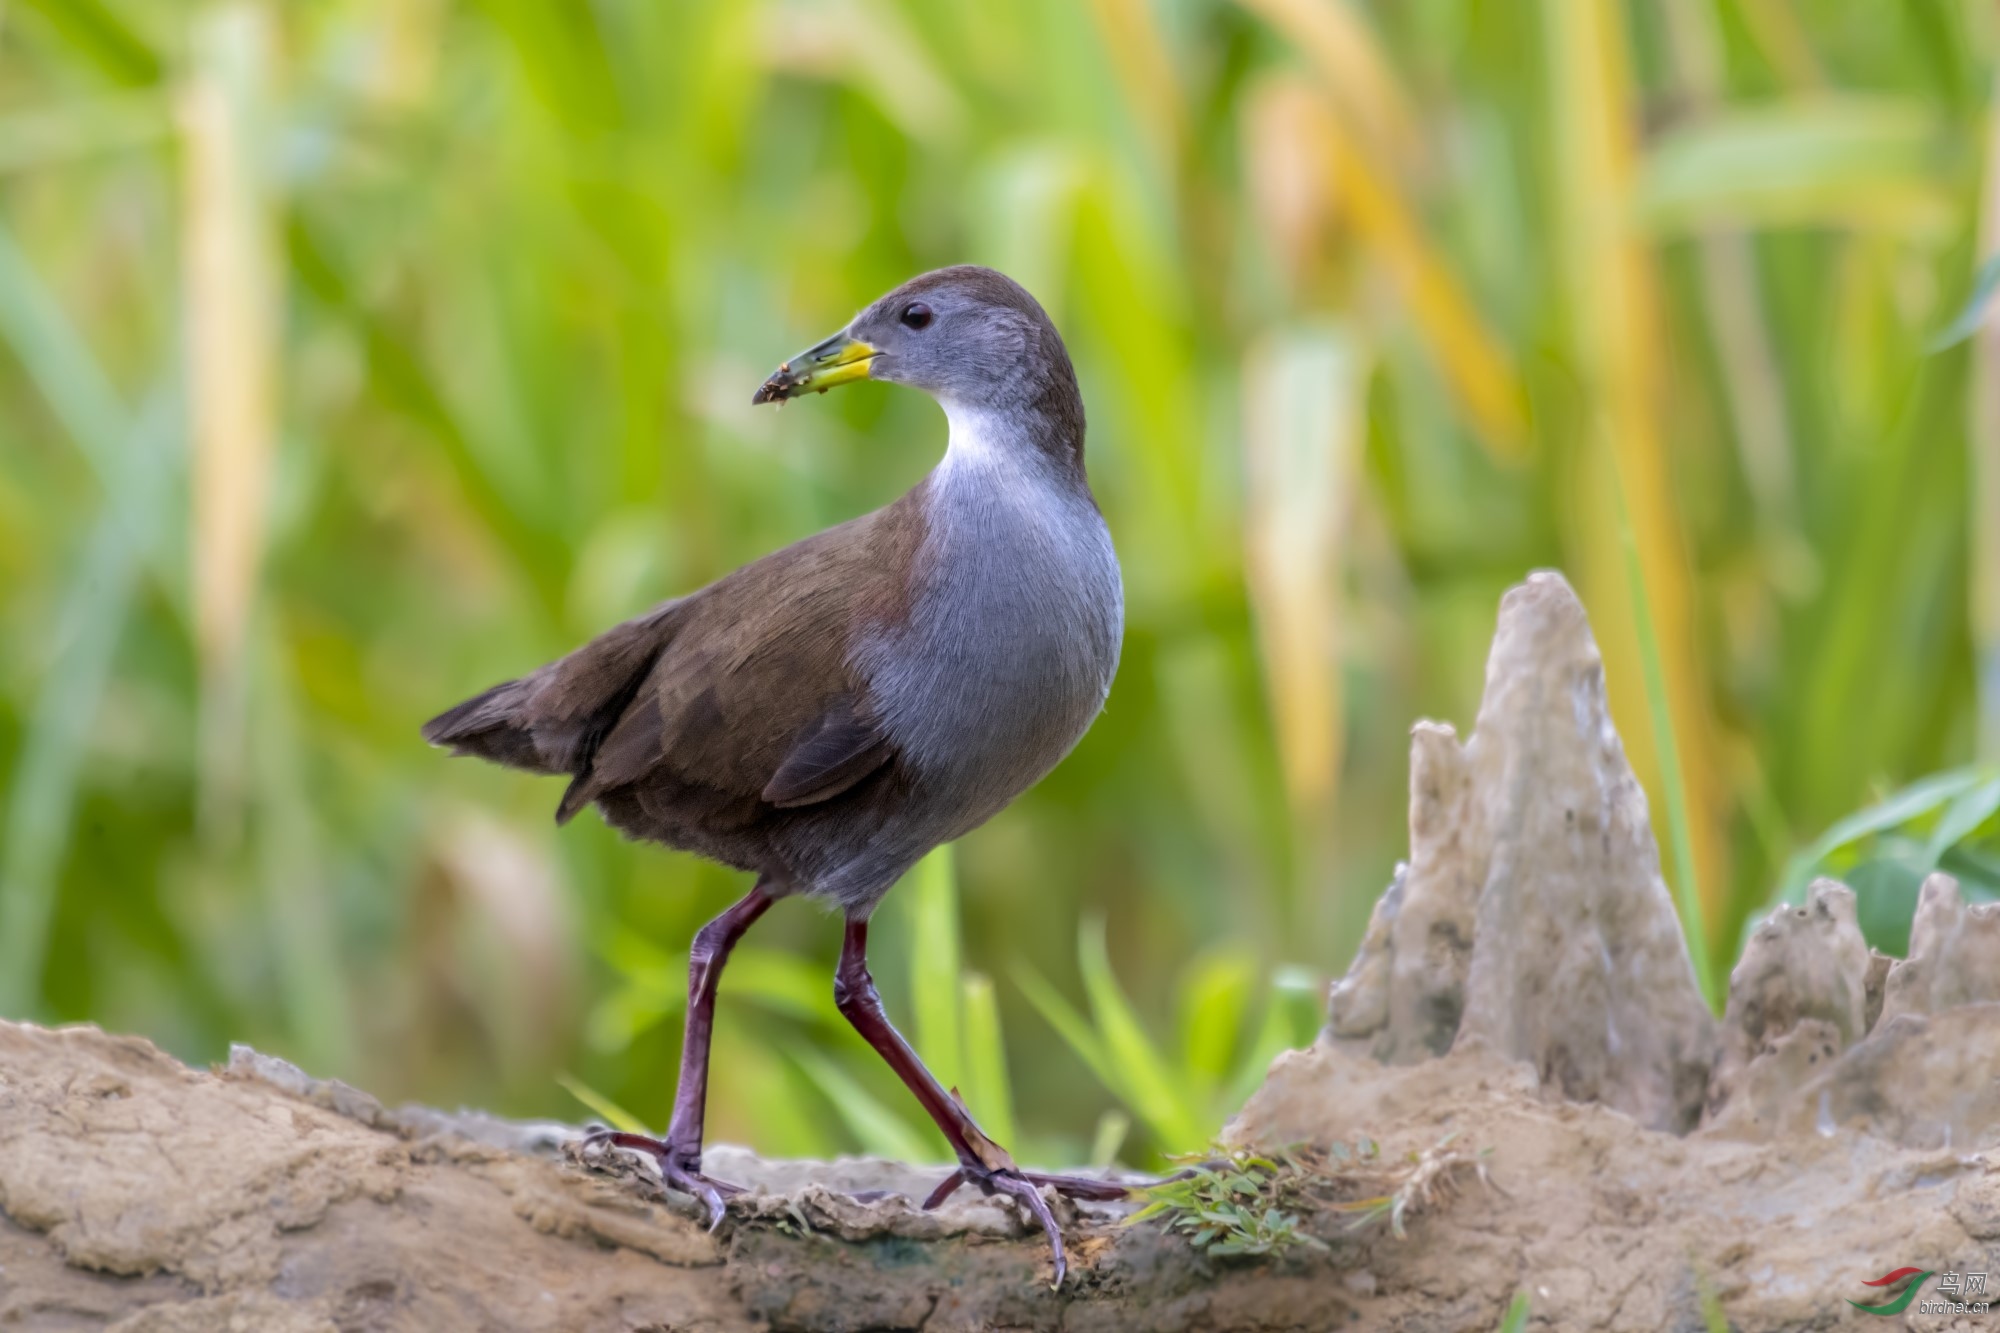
[581,1129,742,1229]
[921,1164,1130,1289]
[987,1171,1069,1289]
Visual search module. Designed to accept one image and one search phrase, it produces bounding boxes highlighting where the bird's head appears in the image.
[752,266,1073,417]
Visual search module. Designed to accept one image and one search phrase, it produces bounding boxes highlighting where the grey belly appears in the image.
[800,577,1118,910]
[788,697,1101,914]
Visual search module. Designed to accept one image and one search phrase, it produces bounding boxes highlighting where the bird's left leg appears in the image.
[583,882,774,1227]
[832,917,1124,1286]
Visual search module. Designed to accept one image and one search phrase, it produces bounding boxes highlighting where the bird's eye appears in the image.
[900,302,933,330]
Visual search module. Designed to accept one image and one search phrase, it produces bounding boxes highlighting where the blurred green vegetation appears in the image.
[0,0,1996,1169]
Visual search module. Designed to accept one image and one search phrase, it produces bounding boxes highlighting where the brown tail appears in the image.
[421,602,680,822]
[421,678,561,772]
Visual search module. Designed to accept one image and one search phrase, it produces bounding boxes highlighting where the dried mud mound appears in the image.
[1295,572,2000,1328]
[5,571,1998,1332]
[1231,1040,2000,1331]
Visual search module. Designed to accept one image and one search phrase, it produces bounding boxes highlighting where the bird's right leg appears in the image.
[832,918,1125,1286]
[584,881,773,1229]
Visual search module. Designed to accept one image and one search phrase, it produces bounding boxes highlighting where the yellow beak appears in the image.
[752,331,879,404]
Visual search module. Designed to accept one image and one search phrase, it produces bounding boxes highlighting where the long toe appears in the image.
[580,1132,742,1229]
[984,1171,1069,1290]
[1019,1170,1128,1202]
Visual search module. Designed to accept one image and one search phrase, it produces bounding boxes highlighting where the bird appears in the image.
[423,265,1126,1283]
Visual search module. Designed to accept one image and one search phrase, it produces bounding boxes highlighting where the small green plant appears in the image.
[1495,1291,1532,1333]
[1126,1147,1330,1258]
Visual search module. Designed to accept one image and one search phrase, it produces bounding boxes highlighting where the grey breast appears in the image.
[851,435,1123,874]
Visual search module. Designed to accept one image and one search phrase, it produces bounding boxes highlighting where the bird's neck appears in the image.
[938,396,1086,488]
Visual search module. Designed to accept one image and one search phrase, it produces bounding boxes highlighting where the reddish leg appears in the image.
[833,918,1124,1286]
[584,883,773,1228]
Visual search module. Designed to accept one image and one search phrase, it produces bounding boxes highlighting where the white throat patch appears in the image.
[939,403,1014,472]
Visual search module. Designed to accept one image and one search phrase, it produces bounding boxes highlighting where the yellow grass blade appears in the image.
[1241,75,1338,292]
[1973,86,2000,760]
[1232,24,1529,461]
[1544,0,1730,953]
[1233,0,1418,170]
[1735,0,1827,92]
[1087,0,1184,171]
[369,0,446,106]
[181,3,279,841]
[1241,323,1365,823]
[1308,88,1530,461]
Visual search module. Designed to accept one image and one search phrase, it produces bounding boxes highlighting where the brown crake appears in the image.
[423,266,1125,1283]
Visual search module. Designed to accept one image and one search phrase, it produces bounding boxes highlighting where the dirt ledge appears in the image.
[6,1019,1998,1332]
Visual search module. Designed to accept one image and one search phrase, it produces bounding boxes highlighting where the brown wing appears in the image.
[538,495,926,843]
[760,693,893,808]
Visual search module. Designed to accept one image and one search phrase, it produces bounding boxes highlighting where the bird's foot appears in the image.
[922,1164,1128,1288]
[580,1129,743,1230]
